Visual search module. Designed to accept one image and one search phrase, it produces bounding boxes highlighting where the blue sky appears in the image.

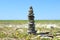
[0,0,60,20]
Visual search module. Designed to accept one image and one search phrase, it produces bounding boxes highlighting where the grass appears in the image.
[0,20,60,24]
[0,27,60,40]
[0,20,60,40]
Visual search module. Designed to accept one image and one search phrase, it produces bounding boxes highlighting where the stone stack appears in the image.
[28,6,36,34]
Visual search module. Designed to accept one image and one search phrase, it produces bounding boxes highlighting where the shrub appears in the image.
[0,32,7,38]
